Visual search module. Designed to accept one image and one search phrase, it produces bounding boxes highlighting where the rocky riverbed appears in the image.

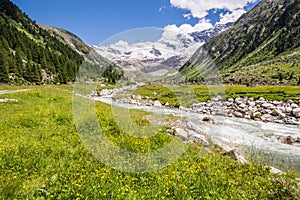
[190,96,300,126]
[92,88,300,148]
[95,88,300,126]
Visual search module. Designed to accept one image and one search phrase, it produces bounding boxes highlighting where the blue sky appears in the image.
[11,0,260,45]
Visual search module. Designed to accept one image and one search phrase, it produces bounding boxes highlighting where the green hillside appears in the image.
[180,0,300,85]
[0,0,84,84]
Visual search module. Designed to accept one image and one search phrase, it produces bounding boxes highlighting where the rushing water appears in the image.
[95,96,300,172]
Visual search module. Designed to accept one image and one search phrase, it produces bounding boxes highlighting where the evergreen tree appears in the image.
[0,49,9,82]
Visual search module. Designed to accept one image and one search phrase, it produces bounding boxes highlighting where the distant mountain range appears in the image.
[93,23,232,80]
[179,0,300,85]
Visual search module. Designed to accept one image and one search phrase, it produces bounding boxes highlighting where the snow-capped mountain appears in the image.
[189,22,234,43]
[93,23,232,79]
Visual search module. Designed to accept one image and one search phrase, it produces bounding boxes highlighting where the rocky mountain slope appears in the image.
[180,0,300,85]
[0,0,84,84]
[39,25,92,55]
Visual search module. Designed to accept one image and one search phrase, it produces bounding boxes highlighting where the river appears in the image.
[95,96,300,173]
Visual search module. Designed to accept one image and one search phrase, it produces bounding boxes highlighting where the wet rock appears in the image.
[202,116,214,123]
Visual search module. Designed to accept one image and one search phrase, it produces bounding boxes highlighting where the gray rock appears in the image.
[291,103,299,109]
[269,166,284,175]
[175,128,188,141]
[228,98,234,102]
[274,119,284,124]
[287,119,300,125]
[261,114,272,122]
[239,103,246,108]
[272,100,282,105]
[292,108,300,117]
[286,107,293,113]
[272,109,286,118]
[233,111,243,118]
[188,131,209,147]
[244,115,251,120]
[222,149,248,164]
[0,98,18,103]
[227,113,233,117]
[253,112,261,118]
[224,101,233,107]
[248,101,256,107]
[235,100,243,105]
[132,94,142,100]
[153,100,162,107]
[262,103,274,109]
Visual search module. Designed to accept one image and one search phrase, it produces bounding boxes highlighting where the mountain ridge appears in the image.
[179,0,300,85]
[39,25,92,56]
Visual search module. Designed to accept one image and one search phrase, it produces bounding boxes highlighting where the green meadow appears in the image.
[133,84,300,107]
[0,85,299,199]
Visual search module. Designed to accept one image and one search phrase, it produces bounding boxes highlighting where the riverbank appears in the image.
[92,85,300,172]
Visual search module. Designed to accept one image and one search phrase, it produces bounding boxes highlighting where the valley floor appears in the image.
[0,85,299,199]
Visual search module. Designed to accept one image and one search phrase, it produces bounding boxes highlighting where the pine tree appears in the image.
[0,49,9,82]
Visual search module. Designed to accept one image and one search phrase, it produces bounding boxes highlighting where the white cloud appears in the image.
[162,0,258,41]
[164,18,213,36]
[183,13,192,20]
[170,0,257,19]
[217,9,246,24]
[162,18,213,42]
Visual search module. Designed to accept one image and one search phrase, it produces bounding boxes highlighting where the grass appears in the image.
[133,84,300,107]
[0,85,299,199]
[223,63,300,85]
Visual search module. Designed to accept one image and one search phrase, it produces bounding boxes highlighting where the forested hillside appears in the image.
[0,0,84,84]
